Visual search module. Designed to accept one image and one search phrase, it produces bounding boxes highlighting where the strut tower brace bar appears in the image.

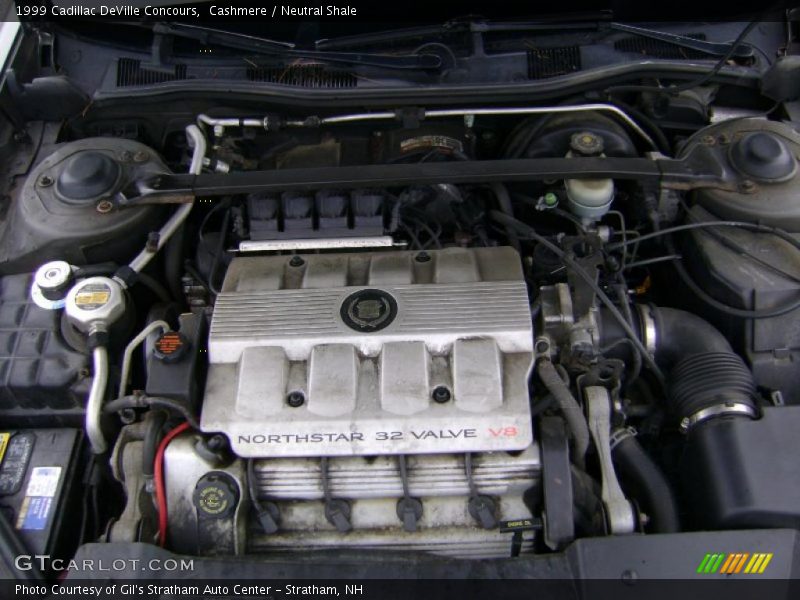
[123,145,739,206]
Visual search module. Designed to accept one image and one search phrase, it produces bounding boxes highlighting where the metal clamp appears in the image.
[636,304,657,356]
[609,426,637,452]
[679,402,757,433]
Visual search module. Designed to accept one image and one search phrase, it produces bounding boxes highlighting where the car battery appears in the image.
[0,428,82,557]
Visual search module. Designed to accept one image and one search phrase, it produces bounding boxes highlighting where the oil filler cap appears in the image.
[729,132,797,183]
[193,472,239,519]
[153,331,190,363]
[56,151,120,201]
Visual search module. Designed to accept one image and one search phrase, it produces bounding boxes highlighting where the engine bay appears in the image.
[0,17,800,579]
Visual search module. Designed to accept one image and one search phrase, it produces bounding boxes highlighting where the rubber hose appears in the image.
[142,410,167,477]
[669,352,756,421]
[599,306,732,370]
[104,395,199,430]
[164,225,185,304]
[74,262,118,278]
[490,182,521,251]
[537,359,591,467]
[599,306,757,420]
[611,433,680,533]
[135,272,172,304]
[651,307,733,370]
[75,262,171,303]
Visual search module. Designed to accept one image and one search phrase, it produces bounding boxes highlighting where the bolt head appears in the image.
[207,434,227,451]
[96,200,113,213]
[432,386,451,403]
[119,408,137,424]
[621,570,639,585]
[287,391,305,407]
[739,180,757,193]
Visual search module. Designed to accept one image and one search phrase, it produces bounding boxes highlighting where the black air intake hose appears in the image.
[648,308,732,369]
[599,306,759,533]
[599,306,758,423]
[602,305,769,530]
[669,352,756,423]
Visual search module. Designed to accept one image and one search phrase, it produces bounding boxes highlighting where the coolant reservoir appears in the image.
[564,131,614,221]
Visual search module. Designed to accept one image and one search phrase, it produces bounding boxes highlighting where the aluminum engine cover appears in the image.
[201,247,534,457]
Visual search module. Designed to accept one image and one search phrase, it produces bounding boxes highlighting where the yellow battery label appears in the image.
[0,433,9,465]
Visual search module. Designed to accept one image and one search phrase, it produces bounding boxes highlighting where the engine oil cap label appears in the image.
[0,432,35,496]
[499,518,542,533]
[193,472,239,519]
[154,331,189,363]
[197,486,229,515]
[74,283,111,310]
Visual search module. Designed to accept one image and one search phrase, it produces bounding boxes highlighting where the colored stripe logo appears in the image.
[696,552,773,575]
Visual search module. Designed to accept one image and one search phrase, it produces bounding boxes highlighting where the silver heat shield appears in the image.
[201,247,534,458]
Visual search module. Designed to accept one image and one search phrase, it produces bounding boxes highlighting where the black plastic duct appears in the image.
[599,306,757,422]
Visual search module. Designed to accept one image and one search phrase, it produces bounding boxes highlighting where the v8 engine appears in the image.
[166,246,539,556]
[202,247,533,457]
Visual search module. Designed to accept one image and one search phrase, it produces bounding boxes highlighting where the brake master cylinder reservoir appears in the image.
[564,131,614,221]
